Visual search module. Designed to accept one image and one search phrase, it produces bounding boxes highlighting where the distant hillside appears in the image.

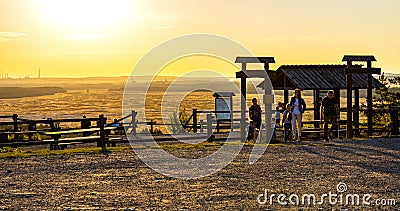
[0,87,66,99]
[384,73,400,78]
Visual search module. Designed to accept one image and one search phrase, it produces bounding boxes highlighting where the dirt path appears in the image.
[0,138,399,210]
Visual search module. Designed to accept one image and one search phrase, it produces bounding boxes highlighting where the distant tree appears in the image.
[168,109,192,134]
[364,73,400,128]
[373,73,400,107]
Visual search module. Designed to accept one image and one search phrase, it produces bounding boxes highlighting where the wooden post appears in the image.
[131,110,137,136]
[354,89,360,136]
[199,120,204,133]
[283,76,289,105]
[150,119,154,134]
[264,64,272,143]
[192,109,197,133]
[12,114,18,132]
[284,90,289,106]
[367,61,373,136]
[207,113,213,137]
[333,89,340,108]
[391,105,399,136]
[99,114,106,152]
[240,77,247,142]
[346,61,353,139]
[314,90,320,128]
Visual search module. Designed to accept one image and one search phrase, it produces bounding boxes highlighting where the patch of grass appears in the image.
[0,146,132,159]
[0,141,343,159]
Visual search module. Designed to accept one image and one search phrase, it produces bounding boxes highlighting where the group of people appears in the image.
[247,89,339,142]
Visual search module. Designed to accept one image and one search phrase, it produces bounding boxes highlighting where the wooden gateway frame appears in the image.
[235,56,276,142]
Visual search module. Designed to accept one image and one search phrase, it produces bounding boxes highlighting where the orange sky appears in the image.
[0,0,399,78]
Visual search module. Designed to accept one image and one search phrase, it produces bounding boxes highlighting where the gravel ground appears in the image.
[0,138,399,210]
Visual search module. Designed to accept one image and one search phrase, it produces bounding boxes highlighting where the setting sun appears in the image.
[38,0,135,31]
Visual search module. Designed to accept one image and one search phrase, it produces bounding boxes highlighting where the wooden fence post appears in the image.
[199,120,204,133]
[192,109,198,133]
[150,120,154,134]
[99,114,106,152]
[12,114,18,132]
[207,113,213,138]
[132,110,137,136]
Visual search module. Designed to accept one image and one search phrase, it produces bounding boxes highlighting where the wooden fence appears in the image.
[1,106,398,150]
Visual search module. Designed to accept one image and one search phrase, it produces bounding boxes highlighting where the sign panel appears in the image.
[215,98,231,120]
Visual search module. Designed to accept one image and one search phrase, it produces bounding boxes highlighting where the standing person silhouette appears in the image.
[289,89,306,142]
[249,98,262,130]
[282,104,292,142]
[321,90,339,141]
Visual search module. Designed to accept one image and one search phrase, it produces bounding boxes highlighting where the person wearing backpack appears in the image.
[282,104,292,142]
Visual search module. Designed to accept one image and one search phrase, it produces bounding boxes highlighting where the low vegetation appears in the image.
[0,141,342,159]
[0,146,131,159]
[0,87,66,99]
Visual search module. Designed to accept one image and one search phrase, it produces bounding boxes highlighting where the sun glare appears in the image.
[38,0,135,31]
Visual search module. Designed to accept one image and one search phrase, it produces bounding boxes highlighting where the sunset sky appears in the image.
[0,0,399,78]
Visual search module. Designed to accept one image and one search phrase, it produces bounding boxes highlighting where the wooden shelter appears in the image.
[257,60,383,137]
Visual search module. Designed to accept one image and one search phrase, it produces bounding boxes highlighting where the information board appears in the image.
[215,98,231,120]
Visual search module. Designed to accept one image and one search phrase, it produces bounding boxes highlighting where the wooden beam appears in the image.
[344,67,381,75]
[241,62,246,71]
[342,55,376,62]
[235,57,275,64]
[235,70,268,78]
[236,71,247,79]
